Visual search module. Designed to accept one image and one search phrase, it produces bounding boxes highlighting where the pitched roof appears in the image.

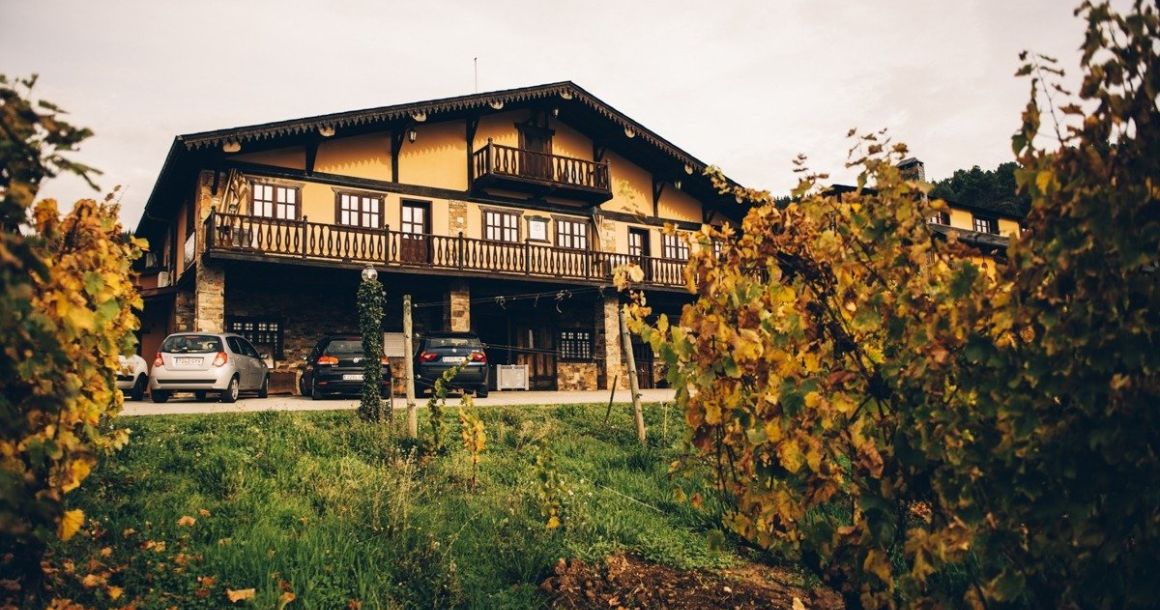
[177,81,711,171]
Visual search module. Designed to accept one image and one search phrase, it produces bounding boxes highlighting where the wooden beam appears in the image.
[466,116,480,188]
[305,139,319,175]
[390,128,405,183]
[652,178,664,218]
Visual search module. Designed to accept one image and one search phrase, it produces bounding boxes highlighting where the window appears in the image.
[973,215,998,234]
[337,192,383,228]
[628,228,649,258]
[927,211,950,225]
[558,329,593,362]
[484,209,520,243]
[227,317,284,359]
[252,183,299,220]
[556,218,587,250]
[662,233,689,260]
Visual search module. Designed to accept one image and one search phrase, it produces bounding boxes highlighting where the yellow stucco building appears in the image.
[134,82,741,392]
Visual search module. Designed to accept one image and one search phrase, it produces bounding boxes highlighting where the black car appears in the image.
[414,332,489,397]
[300,336,392,400]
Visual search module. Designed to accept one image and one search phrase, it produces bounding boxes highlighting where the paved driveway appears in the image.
[120,388,677,417]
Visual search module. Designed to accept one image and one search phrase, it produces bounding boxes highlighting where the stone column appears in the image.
[194,263,226,332]
[596,293,627,390]
[174,289,196,332]
[448,200,468,235]
[444,279,470,332]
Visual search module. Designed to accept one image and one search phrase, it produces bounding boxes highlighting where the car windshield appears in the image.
[427,337,481,348]
[161,335,223,354]
[324,340,363,354]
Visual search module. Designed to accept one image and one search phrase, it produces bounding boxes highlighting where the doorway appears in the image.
[628,227,651,282]
[400,200,430,264]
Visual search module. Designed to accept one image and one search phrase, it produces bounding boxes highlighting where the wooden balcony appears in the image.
[472,141,612,203]
[204,212,688,288]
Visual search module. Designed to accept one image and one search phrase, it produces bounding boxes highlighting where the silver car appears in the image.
[149,332,269,403]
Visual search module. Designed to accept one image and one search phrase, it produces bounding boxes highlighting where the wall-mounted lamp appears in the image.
[560,90,573,100]
[624,127,635,139]
[407,129,417,143]
[489,101,505,110]
[684,164,694,175]
[552,107,559,117]
[674,179,682,190]
[361,266,378,282]
[411,112,427,122]
[319,125,336,138]
[222,141,241,153]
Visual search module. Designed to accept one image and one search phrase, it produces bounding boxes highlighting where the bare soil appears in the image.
[541,554,844,609]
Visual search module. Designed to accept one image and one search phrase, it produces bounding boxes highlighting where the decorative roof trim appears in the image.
[178,81,710,172]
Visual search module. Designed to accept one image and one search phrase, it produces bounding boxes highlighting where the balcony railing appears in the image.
[472,141,612,203]
[205,212,688,288]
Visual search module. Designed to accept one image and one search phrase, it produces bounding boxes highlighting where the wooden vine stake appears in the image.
[618,305,647,446]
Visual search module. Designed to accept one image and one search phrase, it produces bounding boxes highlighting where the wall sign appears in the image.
[527,216,549,242]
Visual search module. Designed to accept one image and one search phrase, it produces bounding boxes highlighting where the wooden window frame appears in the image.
[554,217,588,250]
[628,227,650,258]
[927,211,950,225]
[483,208,521,243]
[226,316,284,359]
[973,215,998,234]
[662,232,689,260]
[335,191,384,229]
[251,182,301,220]
[558,328,594,362]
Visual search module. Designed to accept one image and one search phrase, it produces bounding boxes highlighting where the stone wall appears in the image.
[448,200,468,235]
[556,362,598,391]
[596,294,629,389]
[444,279,471,332]
[174,289,195,332]
[194,263,226,332]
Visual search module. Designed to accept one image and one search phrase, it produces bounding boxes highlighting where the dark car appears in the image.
[414,332,489,397]
[299,336,392,400]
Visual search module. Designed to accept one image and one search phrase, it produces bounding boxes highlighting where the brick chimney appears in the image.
[898,157,926,182]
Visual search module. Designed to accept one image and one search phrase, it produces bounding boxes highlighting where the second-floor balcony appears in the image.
[204,212,688,289]
[472,141,612,203]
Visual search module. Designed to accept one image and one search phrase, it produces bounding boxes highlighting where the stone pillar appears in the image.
[596,294,627,390]
[444,279,470,332]
[194,263,226,332]
[448,200,468,235]
[174,289,196,332]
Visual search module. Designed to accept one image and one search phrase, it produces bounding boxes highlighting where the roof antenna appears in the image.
[473,57,478,93]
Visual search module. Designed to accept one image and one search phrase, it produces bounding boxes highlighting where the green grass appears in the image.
[51,403,738,609]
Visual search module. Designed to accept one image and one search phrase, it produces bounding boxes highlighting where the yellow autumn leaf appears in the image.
[107,586,124,600]
[546,515,561,529]
[58,509,84,541]
[226,588,257,603]
[278,591,296,609]
[177,515,197,527]
[60,458,93,493]
[862,549,893,587]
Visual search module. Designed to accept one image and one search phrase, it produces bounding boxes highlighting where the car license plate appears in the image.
[175,357,200,366]
[442,356,466,364]
[343,373,364,381]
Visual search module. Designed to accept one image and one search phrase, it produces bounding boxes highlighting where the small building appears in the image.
[132,82,743,392]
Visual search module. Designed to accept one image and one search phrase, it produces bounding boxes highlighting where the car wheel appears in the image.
[151,390,170,404]
[130,375,147,401]
[220,376,240,403]
[194,390,208,402]
[477,386,489,398]
[310,378,322,401]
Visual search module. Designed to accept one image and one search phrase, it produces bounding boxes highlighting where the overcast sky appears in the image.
[3,0,1098,230]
